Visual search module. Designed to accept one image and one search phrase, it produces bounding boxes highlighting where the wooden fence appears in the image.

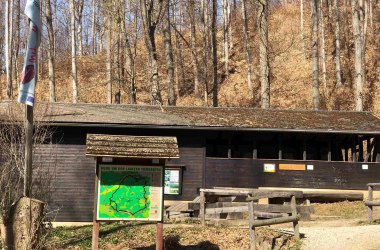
[365,183,380,222]
[247,191,302,250]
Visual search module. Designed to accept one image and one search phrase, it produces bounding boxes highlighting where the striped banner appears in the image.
[18,0,41,106]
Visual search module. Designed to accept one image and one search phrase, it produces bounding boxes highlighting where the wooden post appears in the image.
[376,137,380,162]
[352,136,357,162]
[253,139,258,159]
[359,138,364,162]
[291,195,300,239]
[92,160,100,250]
[248,199,256,250]
[156,222,163,250]
[303,139,307,160]
[228,137,232,158]
[368,184,373,223]
[327,138,332,162]
[200,190,206,227]
[24,105,33,197]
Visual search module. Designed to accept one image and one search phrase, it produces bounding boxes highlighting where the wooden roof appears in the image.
[1,102,380,134]
[86,134,179,158]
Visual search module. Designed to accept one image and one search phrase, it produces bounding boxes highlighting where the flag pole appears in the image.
[18,0,41,197]
[24,105,33,197]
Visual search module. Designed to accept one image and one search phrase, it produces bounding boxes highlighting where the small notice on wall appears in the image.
[307,165,314,171]
[264,163,276,173]
[279,164,306,171]
[362,164,369,170]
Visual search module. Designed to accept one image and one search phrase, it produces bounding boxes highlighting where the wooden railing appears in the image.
[365,183,380,222]
[247,191,302,250]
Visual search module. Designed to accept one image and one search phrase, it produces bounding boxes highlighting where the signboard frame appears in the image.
[164,167,183,195]
[96,164,164,222]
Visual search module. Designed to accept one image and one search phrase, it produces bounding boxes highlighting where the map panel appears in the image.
[97,165,163,221]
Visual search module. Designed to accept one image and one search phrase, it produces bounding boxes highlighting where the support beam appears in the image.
[303,139,307,160]
[253,138,258,159]
[327,137,332,162]
[352,136,357,162]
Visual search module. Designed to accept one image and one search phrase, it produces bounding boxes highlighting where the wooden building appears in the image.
[1,102,380,222]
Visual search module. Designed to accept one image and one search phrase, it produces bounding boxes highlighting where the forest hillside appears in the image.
[0,1,379,115]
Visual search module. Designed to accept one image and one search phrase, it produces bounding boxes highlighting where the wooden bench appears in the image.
[365,183,380,223]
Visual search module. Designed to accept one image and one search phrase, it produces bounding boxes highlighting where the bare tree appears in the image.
[5,0,14,99]
[104,1,113,104]
[124,0,139,104]
[187,0,201,97]
[319,0,327,88]
[300,0,306,56]
[162,0,176,105]
[70,0,78,103]
[46,0,56,102]
[91,0,96,55]
[351,0,365,111]
[241,0,254,99]
[311,0,320,110]
[257,0,270,109]
[222,0,230,78]
[201,0,210,105]
[75,0,84,56]
[211,0,218,107]
[334,0,342,87]
[140,0,164,105]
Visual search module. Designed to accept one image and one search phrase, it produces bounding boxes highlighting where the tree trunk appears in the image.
[92,0,96,55]
[201,0,209,106]
[75,0,84,56]
[334,0,342,87]
[343,0,353,86]
[46,0,56,102]
[300,0,306,57]
[124,0,137,104]
[258,0,270,109]
[319,0,327,89]
[13,0,20,92]
[241,0,254,98]
[5,0,13,99]
[311,0,320,110]
[163,0,176,106]
[140,0,164,105]
[212,0,218,107]
[1,198,45,250]
[351,0,364,111]
[222,0,230,78]
[188,0,200,97]
[70,0,78,103]
[105,5,112,104]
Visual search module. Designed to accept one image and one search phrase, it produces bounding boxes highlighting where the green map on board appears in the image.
[97,166,163,221]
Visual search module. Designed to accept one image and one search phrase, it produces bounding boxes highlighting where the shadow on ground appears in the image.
[134,235,220,250]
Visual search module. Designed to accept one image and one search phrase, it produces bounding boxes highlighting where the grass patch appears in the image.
[44,222,298,249]
[313,201,367,219]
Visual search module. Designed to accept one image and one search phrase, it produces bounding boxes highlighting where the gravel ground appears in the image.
[300,224,380,250]
[278,219,380,250]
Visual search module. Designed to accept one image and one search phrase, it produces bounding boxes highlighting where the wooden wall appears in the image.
[205,158,380,190]
[34,144,95,222]
[36,128,205,222]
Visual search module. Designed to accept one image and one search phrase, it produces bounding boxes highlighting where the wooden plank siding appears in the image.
[34,144,95,222]
[205,158,380,190]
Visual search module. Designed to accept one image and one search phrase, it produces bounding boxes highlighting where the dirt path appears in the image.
[295,220,380,250]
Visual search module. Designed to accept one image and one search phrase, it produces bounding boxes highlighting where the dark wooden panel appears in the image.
[205,158,262,188]
[34,144,95,222]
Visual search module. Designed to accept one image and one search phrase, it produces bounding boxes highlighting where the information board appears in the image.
[97,165,163,221]
[164,169,181,195]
